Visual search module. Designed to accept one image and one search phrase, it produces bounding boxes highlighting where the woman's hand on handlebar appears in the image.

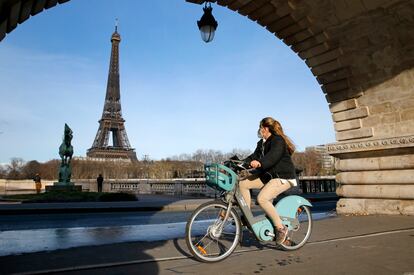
[250,160,261,168]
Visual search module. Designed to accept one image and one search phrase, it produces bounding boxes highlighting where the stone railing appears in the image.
[0,179,56,195]
[299,176,337,193]
[0,176,337,197]
[104,178,214,197]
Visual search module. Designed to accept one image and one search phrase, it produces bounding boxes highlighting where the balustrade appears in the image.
[1,177,337,196]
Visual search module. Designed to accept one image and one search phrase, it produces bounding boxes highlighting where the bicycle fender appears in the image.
[276,195,312,220]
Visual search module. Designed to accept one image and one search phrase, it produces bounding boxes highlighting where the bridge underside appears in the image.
[1,0,414,214]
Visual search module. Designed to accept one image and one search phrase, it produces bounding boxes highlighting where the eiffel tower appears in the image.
[87,24,137,161]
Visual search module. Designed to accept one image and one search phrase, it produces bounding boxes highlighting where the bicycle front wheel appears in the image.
[185,201,241,263]
[280,205,312,251]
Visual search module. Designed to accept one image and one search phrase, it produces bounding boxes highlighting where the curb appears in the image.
[0,204,204,215]
[0,196,339,215]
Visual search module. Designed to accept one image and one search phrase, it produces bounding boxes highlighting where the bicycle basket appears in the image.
[204,163,238,192]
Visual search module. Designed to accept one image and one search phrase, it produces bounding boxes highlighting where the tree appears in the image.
[0,164,6,179]
[0,147,251,181]
[22,160,41,179]
[292,149,322,176]
[38,159,59,180]
[6,158,25,179]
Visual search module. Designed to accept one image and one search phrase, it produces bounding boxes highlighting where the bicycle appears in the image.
[185,161,313,262]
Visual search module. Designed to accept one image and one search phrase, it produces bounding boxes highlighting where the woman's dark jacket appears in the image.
[244,134,296,183]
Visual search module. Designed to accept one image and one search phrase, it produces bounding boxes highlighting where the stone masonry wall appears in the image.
[322,1,414,215]
[360,69,414,138]
[329,69,414,215]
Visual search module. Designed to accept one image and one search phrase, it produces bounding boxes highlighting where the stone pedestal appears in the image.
[46,183,82,192]
[328,135,414,215]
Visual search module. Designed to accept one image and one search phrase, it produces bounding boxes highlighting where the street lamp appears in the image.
[197,2,218,43]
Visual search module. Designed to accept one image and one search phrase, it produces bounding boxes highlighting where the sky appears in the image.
[0,0,335,164]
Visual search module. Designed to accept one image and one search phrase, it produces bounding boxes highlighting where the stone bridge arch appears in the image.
[1,0,413,215]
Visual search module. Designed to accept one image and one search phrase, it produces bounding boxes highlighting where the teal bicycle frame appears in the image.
[205,163,312,242]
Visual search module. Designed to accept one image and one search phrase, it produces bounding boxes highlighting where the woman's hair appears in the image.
[260,117,296,155]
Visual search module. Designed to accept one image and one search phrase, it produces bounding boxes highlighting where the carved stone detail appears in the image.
[327,135,414,155]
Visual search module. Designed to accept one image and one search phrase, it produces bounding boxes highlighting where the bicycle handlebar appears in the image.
[227,159,244,164]
[226,159,255,171]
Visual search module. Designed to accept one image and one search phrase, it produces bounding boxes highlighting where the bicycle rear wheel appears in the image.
[280,205,312,250]
[185,201,241,262]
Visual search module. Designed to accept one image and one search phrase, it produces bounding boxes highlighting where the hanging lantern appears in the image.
[197,2,218,43]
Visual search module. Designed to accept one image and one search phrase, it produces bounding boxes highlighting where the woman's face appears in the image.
[259,126,271,139]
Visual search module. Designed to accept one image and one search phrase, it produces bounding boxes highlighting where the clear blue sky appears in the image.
[0,0,335,164]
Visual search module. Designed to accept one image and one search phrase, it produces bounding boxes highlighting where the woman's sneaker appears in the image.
[275,226,288,244]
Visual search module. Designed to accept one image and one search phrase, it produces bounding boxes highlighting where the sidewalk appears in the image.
[1,214,413,274]
[0,193,338,214]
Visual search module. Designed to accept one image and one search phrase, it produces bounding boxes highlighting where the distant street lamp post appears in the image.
[197,2,218,43]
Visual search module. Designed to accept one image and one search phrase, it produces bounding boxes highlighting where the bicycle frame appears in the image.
[186,163,314,262]
[225,182,312,242]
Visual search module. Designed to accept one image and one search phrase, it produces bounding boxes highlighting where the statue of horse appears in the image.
[59,123,74,165]
[58,124,74,184]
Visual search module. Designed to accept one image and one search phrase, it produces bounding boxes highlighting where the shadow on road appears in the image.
[173,238,192,258]
[0,194,204,274]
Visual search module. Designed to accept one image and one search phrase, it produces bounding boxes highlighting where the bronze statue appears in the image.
[46,123,82,192]
[58,123,74,184]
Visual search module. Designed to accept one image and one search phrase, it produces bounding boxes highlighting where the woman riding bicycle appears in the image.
[240,116,297,245]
